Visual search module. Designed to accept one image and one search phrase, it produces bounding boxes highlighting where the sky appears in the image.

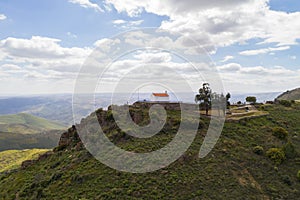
[0,0,299,95]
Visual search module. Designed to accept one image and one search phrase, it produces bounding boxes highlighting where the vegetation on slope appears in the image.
[0,104,299,199]
[0,149,49,173]
[0,113,65,134]
[0,130,62,152]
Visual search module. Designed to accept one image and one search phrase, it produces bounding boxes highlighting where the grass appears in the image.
[0,104,299,199]
[0,113,66,134]
[226,110,269,121]
[0,149,49,173]
[0,130,62,152]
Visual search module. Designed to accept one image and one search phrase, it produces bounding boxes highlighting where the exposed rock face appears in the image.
[132,102,181,111]
[21,160,36,169]
[275,88,300,101]
[55,125,83,151]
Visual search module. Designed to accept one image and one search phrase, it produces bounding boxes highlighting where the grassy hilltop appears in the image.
[0,103,299,199]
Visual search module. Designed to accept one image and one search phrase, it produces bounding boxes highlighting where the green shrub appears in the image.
[282,175,292,186]
[253,146,264,155]
[272,127,288,140]
[266,148,286,165]
[297,170,300,182]
[279,100,292,107]
[246,96,257,104]
[106,110,114,120]
[283,142,296,159]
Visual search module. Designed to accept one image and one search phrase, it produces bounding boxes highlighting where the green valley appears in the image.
[0,113,65,151]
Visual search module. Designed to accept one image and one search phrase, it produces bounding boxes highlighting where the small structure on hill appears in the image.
[150,91,170,102]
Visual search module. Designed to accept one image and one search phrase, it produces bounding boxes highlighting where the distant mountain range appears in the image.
[0,95,76,126]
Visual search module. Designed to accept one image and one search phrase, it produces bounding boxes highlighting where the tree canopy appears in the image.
[246,96,257,104]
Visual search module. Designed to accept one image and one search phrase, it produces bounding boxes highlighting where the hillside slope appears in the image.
[276,87,300,101]
[0,149,49,173]
[0,104,299,199]
[0,113,65,134]
[0,130,62,152]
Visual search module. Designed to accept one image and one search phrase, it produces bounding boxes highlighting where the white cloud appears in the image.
[69,0,104,12]
[112,19,143,29]
[217,63,300,93]
[67,32,78,39]
[0,14,6,20]
[239,46,290,56]
[218,63,294,76]
[112,19,126,24]
[105,0,251,17]
[218,63,241,72]
[221,56,234,63]
[0,36,92,80]
[133,51,172,63]
[0,64,22,71]
[0,36,91,59]
[94,38,121,52]
[105,0,300,49]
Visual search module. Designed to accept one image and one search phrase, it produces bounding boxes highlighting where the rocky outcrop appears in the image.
[54,125,83,152]
[132,102,181,111]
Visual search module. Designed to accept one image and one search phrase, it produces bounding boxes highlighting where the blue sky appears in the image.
[0,0,165,47]
[0,0,299,94]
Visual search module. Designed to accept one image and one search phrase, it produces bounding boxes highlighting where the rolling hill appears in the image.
[275,87,300,101]
[0,113,65,151]
[0,113,65,134]
[0,130,62,152]
[0,103,299,199]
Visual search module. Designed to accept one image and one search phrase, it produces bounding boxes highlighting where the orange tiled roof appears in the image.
[152,93,169,97]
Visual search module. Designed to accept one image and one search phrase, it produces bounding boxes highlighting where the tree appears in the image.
[246,96,257,105]
[195,83,212,116]
[226,93,231,109]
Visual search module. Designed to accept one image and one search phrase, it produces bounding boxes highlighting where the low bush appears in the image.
[266,148,286,165]
[278,100,292,107]
[283,142,297,159]
[282,175,292,186]
[253,146,264,155]
[272,127,288,140]
[297,170,300,182]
